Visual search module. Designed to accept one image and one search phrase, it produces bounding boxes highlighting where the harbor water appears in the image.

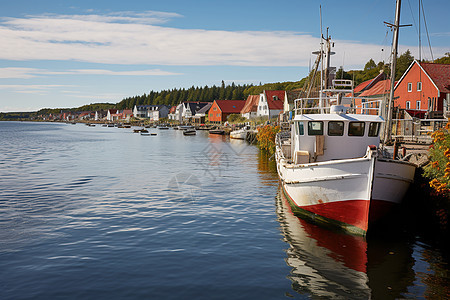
[0,121,448,299]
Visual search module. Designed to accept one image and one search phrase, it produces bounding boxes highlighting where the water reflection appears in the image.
[276,186,415,299]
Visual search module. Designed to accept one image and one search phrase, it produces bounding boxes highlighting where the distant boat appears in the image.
[183,129,196,136]
[179,125,195,130]
[158,126,170,130]
[134,128,148,133]
[209,129,225,135]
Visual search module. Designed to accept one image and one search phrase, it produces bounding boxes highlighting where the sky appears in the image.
[0,0,448,112]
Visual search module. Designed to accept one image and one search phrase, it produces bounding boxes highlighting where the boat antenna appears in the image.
[319,5,324,113]
[383,0,411,145]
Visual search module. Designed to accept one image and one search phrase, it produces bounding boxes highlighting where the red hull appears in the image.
[283,184,398,234]
[302,200,370,232]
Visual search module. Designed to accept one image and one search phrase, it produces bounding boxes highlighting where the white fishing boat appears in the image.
[275,1,415,236]
[230,125,253,140]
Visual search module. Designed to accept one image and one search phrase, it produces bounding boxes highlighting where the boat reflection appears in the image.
[277,186,415,299]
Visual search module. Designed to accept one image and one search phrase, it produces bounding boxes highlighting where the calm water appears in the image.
[0,121,448,299]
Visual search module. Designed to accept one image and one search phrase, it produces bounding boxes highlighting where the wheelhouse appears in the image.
[291,110,384,164]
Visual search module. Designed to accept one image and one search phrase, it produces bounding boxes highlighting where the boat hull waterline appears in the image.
[276,146,415,236]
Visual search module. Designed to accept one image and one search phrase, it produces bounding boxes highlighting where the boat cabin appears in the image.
[290,105,384,164]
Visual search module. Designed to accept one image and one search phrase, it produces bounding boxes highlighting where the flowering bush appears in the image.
[424,123,450,196]
[256,125,280,155]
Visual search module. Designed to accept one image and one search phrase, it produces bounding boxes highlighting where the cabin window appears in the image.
[308,121,323,135]
[296,122,304,135]
[368,122,380,137]
[407,82,412,92]
[348,122,365,136]
[328,121,344,136]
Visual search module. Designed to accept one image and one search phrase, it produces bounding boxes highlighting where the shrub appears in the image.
[256,125,280,155]
[423,124,450,196]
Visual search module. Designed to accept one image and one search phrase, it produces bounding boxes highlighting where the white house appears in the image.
[256,90,285,119]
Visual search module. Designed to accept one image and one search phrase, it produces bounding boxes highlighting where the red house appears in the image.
[208,100,246,124]
[394,60,450,119]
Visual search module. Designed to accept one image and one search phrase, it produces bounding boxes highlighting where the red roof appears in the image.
[241,95,259,114]
[265,90,285,110]
[214,100,246,113]
[421,63,450,93]
[169,106,177,113]
[359,80,395,97]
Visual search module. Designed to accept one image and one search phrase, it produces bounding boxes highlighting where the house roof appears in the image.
[359,79,395,97]
[354,72,387,94]
[169,106,177,113]
[186,102,209,114]
[108,109,118,114]
[214,100,246,113]
[196,102,212,114]
[241,95,259,114]
[264,90,285,110]
[421,62,450,94]
[122,109,132,114]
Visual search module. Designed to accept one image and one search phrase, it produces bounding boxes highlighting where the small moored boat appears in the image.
[183,129,196,136]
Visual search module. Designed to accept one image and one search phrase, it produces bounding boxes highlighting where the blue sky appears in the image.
[0,0,448,112]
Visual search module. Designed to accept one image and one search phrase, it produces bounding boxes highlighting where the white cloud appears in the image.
[0,67,181,79]
[0,11,420,68]
[0,84,70,95]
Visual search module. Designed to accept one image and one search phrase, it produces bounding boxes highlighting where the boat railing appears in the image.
[294,96,384,116]
[349,98,383,116]
[276,131,292,159]
[294,98,332,115]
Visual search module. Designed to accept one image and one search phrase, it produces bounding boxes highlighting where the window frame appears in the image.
[417,81,422,91]
[406,101,411,109]
[307,121,324,136]
[296,121,304,135]
[348,122,365,137]
[327,121,344,136]
[416,101,421,110]
[368,122,380,137]
[407,82,412,92]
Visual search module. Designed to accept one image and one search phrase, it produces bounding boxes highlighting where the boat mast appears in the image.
[319,6,324,113]
[384,0,402,145]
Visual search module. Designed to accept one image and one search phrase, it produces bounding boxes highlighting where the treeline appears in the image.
[116,81,253,109]
[116,78,310,110]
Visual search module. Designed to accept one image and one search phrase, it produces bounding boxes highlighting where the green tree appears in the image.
[434,53,450,64]
[396,49,414,80]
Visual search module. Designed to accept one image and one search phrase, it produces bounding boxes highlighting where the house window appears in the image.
[406,101,410,109]
[416,101,421,110]
[417,82,422,91]
[407,83,412,92]
[308,121,323,135]
[348,122,365,136]
[328,121,344,136]
[213,107,217,111]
